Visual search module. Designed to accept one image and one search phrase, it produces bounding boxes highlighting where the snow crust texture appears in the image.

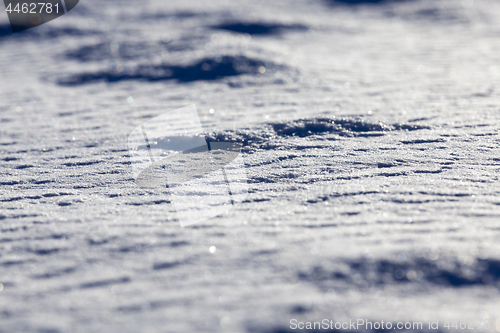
[1,0,500,332]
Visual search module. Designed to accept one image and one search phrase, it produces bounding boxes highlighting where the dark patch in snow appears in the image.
[116,299,178,313]
[14,164,34,169]
[153,261,182,270]
[401,138,446,144]
[79,277,131,289]
[125,199,170,206]
[32,267,76,279]
[0,196,24,202]
[299,257,500,291]
[270,117,429,137]
[58,56,276,85]
[64,39,198,63]
[1,157,18,161]
[140,11,201,20]
[30,248,60,255]
[31,179,55,184]
[63,160,102,167]
[214,22,308,35]
[204,117,430,155]
[0,180,20,186]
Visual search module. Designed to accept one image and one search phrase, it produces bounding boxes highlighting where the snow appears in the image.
[1,0,500,332]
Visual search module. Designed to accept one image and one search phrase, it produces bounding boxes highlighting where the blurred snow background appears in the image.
[1,0,500,332]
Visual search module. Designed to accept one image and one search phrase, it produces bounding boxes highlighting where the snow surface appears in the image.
[1,0,500,332]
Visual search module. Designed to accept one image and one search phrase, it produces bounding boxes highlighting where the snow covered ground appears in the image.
[1,0,500,332]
